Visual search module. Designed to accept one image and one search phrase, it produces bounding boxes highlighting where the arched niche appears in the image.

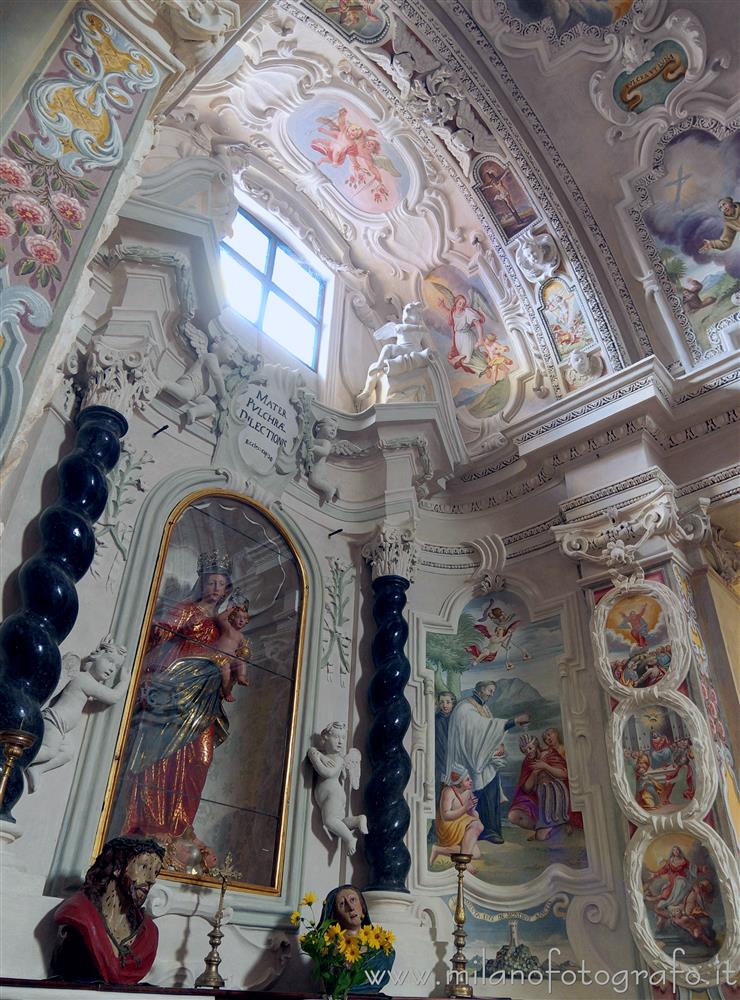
[47,471,322,926]
[94,489,307,895]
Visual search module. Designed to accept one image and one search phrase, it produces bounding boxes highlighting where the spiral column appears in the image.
[361,525,417,892]
[0,404,127,820]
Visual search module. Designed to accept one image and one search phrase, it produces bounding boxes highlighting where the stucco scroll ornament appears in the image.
[405,68,500,176]
[554,490,711,581]
[707,525,740,586]
[27,636,128,790]
[514,230,560,284]
[356,301,437,409]
[307,721,368,856]
[589,11,730,143]
[362,523,418,583]
[0,269,52,461]
[29,7,160,176]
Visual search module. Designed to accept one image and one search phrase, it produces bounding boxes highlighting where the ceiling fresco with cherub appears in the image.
[168,0,737,458]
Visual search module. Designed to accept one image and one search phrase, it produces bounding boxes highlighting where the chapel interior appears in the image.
[0,0,739,998]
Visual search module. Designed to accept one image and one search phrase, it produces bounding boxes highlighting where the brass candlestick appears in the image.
[195,875,227,988]
[0,730,36,807]
[448,852,473,998]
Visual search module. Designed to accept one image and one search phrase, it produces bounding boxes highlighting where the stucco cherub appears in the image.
[307,721,368,856]
[301,415,366,505]
[161,323,241,427]
[356,301,436,410]
[514,231,560,284]
[28,636,128,790]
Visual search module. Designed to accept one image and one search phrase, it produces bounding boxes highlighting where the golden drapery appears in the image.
[121,602,229,841]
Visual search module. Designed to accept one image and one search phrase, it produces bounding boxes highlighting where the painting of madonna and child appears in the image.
[641,832,726,963]
[99,494,305,891]
[426,590,587,886]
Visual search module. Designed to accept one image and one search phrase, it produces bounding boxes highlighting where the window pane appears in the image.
[220,250,262,324]
[273,247,321,316]
[262,292,317,366]
[223,213,269,272]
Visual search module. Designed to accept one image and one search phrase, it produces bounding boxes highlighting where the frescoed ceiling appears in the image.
[155,0,738,429]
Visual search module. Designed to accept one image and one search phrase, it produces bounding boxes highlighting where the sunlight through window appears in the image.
[220,209,326,369]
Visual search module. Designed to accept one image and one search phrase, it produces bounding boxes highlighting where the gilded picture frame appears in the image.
[94,490,307,895]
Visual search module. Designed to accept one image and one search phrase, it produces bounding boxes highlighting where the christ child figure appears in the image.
[214,593,251,701]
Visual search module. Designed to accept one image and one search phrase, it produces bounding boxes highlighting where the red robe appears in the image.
[53,892,158,984]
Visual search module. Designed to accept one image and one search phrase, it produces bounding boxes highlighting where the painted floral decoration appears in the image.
[0,134,98,287]
[292,893,394,999]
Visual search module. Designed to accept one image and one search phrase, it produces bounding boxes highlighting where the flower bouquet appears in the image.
[292,893,395,1000]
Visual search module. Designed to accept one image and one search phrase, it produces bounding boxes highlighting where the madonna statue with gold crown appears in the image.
[117,550,240,869]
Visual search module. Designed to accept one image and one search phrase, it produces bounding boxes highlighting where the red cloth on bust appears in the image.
[53,892,158,984]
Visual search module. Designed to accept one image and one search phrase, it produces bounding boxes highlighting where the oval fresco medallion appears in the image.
[605,593,672,691]
[640,831,725,963]
[621,704,695,814]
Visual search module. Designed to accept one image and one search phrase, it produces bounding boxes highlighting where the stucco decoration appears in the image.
[362,523,418,582]
[589,11,731,143]
[307,721,367,856]
[157,0,240,69]
[357,301,437,409]
[627,123,740,364]
[562,349,604,390]
[365,16,439,99]
[27,637,129,790]
[320,556,354,683]
[607,691,717,826]
[0,268,52,461]
[552,484,710,576]
[625,821,740,989]
[296,411,370,505]
[591,577,690,699]
[514,230,560,285]
[0,5,161,412]
[306,0,390,45]
[470,0,650,75]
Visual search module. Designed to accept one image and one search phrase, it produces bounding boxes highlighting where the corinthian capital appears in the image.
[75,338,158,417]
[362,523,418,582]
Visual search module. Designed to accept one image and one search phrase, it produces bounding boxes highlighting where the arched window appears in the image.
[220,208,326,369]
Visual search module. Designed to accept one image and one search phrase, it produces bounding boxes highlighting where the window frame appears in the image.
[220,208,327,371]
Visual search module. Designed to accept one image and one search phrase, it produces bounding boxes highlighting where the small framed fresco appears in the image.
[626,822,740,988]
[473,157,537,242]
[95,491,307,894]
[591,578,690,699]
[607,692,717,825]
[539,277,595,361]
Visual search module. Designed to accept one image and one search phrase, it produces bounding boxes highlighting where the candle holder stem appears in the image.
[448,852,473,998]
[195,876,227,989]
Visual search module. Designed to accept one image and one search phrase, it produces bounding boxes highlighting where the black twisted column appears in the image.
[0,404,127,820]
[362,526,417,892]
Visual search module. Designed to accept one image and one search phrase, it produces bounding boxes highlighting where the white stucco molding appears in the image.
[625,819,740,989]
[362,521,418,582]
[552,480,711,577]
